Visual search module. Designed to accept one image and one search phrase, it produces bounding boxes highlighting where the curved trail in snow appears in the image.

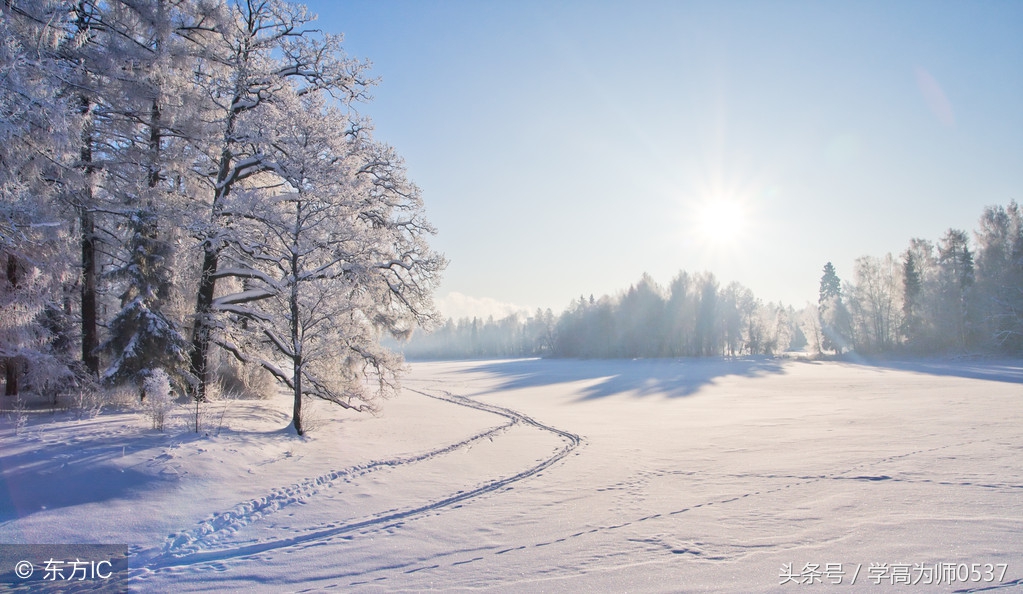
[138,386,582,571]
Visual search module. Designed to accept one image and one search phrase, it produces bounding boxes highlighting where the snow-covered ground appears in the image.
[1,357,1021,592]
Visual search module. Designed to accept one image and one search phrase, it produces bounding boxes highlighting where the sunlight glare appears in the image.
[698,198,746,244]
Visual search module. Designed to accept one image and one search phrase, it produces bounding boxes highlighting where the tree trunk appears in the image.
[292,349,304,436]
[189,120,236,402]
[3,362,17,398]
[148,101,161,190]
[79,96,99,376]
[80,206,98,375]
[5,253,18,396]
[292,367,303,436]
[291,264,303,435]
[189,245,219,402]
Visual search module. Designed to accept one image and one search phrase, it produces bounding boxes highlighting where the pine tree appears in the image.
[937,229,976,349]
[901,250,922,344]
[818,262,842,304]
[101,208,189,390]
[96,0,198,393]
[818,262,851,353]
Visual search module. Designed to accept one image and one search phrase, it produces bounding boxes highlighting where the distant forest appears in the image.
[401,201,1023,360]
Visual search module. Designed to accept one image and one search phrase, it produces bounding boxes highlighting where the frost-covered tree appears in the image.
[848,254,902,352]
[735,284,760,355]
[973,201,1023,352]
[693,273,721,356]
[617,274,666,358]
[901,250,922,343]
[94,0,205,391]
[58,0,110,377]
[101,209,190,388]
[1,0,446,413]
[900,238,941,349]
[0,1,80,396]
[799,303,823,354]
[211,90,443,435]
[530,308,557,355]
[720,282,744,356]
[184,0,372,403]
[9,0,192,380]
[0,204,76,397]
[665,271,697,357]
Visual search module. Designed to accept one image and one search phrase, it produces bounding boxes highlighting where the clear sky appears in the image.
[303,0,1023,319]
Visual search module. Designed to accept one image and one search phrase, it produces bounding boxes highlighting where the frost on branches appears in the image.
[0,2,78,398]
[214,89,444,435]
[183,0,375,405]
[0,0,444,429]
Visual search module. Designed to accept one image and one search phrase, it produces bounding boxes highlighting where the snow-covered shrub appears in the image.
[182,379,236,436]
[143,369,173,431]
[105,382,143,408]
[59,389,103,420]
[52,374,103,418]
[8,396,27,435]
[213,353,275,400]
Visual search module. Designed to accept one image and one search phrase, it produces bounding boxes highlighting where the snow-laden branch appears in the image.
[213,288,276,306]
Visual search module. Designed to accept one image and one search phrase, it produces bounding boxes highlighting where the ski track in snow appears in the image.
[396,441,1005,572]
[15,360,1021,592]
[3,359,1018,594]
[130,389,1009,588]
[130,386,582,574]
[319,435,1014,587]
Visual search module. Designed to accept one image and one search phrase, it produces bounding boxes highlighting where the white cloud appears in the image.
[435,292,528,321]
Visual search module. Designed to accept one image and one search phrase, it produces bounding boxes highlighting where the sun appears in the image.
[697,198,746,244]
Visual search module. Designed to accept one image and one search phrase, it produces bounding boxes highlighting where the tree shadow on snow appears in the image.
[840,355,1023,385]
[463,357,787,402]
[0,433,170,522]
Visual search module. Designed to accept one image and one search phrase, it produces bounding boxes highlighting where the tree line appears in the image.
[403,201,1022,360]
[401,272,805,360]
[0,0,444,434]
[816,201,1023,355]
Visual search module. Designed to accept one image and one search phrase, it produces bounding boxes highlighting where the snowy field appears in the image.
[1,357,1021,592]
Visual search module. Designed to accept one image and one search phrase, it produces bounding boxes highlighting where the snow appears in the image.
[1,357,1021,592]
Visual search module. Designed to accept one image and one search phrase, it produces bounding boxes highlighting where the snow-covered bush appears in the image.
[8,396,27,433]
[182,379,235,436]
[60,389,103,420]
[143,369,173,431]
[212,353,275,400]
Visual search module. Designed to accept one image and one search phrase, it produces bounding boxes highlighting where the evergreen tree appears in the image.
[101,208,189,390]
[96,0,199,393]
[937,229,976,349]
[901,250,922,344]
[818,262,842,304]
[817,262,851,353]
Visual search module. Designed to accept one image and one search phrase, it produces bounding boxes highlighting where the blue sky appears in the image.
[304,0,1023,319]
